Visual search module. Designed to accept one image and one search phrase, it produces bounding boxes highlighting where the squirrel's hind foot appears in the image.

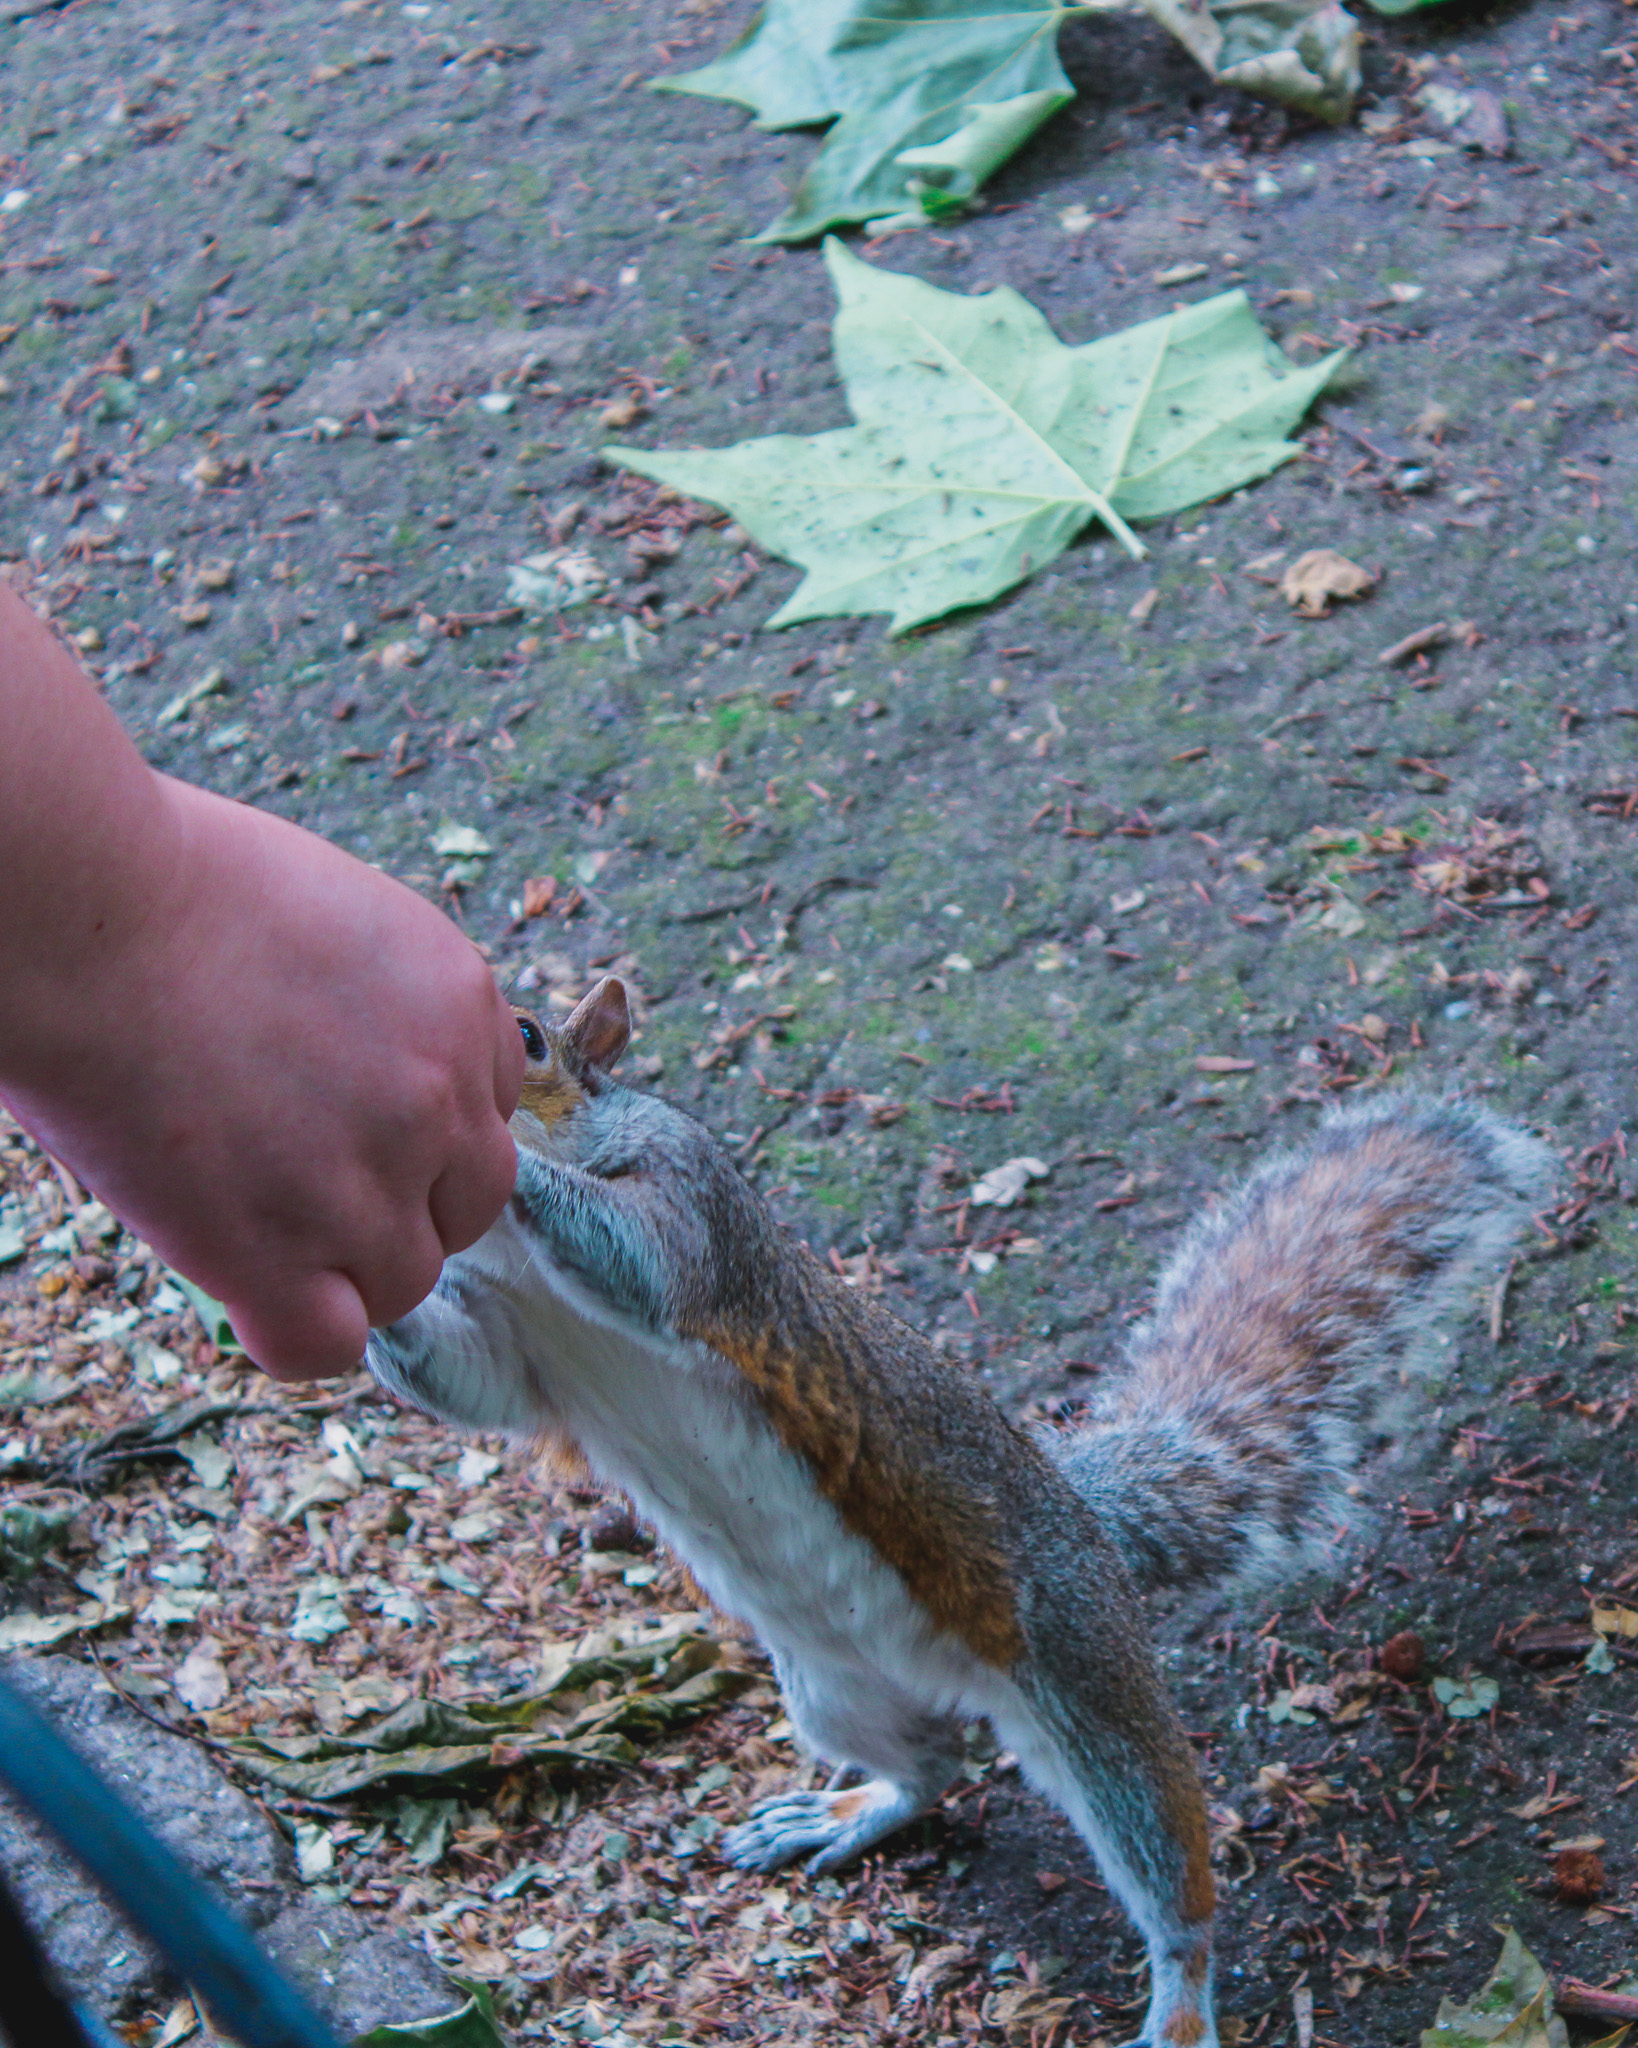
[1118,2022,1216,2048]
[720,1779,927,1874]
[1119,1946,1217,2048]
[1118,2021,1217,2048]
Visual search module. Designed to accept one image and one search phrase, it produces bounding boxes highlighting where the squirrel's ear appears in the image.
[561,976,630,1072]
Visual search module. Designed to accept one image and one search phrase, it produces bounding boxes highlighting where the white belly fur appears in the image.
[376,1204,1006,1723]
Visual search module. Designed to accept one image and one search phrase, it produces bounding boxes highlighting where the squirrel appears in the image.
[366,976,1553,2048]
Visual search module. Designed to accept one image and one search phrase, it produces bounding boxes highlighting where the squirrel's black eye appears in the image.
[518,1017,547,1062]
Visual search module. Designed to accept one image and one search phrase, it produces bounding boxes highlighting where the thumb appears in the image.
[225,1268,371,1382]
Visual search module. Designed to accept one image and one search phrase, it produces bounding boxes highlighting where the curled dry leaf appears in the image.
[899,1942,976,2013]
[970,1156,1050,1208]
[1145,0,1359,124]
[1281,547,1376,615]
[227,1610,749,1799]
[173,1635,230,1714]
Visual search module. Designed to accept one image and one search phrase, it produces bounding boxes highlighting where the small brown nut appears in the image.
[1379,1630,1427,1683]
[1552,1847,1605,1905]
[585,1500,644,1553]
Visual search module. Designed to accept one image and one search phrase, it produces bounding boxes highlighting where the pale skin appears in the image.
[0,585,525,1381]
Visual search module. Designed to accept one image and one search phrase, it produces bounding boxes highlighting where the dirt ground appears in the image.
[3,0,1638,2041]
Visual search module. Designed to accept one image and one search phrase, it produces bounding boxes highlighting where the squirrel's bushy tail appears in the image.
[1050,1094,1553,1594]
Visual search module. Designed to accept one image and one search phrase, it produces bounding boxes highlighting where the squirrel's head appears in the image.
[510,975,632,1159]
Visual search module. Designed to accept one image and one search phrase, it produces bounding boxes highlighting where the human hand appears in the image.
[2,772,524,1380]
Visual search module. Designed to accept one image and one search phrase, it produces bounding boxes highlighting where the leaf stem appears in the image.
[1092,494,1148,560]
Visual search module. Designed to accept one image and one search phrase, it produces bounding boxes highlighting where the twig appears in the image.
[1558,1981,1638,2023]
[1378,623,1449,666]
[1490,1258,1516,1343]
[667,888,770,925]
[786,873,877,919]
[87,1642,238,1755]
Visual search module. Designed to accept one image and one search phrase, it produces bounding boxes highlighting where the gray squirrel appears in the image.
[366,977,1552,2048]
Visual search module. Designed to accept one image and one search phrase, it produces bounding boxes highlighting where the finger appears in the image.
[490,974,527,1117]
[426,1114,519,1258]
[228,1268,370,1381]
[349,1214,450,1331]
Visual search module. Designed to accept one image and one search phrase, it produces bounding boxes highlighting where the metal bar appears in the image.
[0,1669,345,2048]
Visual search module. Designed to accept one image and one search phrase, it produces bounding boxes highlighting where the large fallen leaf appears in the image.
[354,1980,509,2048]
[1422,1927,1563,2048]
[611,241,1345,632]
[1420,1926,1628,2048]
[655,0,1075,240]
[657,0,1360,240]
[228,1612,750,1799]
[0,1599,129,1651]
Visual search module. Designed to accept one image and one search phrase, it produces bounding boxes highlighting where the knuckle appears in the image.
[364,1242,444,1329]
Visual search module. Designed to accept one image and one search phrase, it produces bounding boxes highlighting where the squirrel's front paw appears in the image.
[720,1780,924,1874]
[366,1279,542,1436]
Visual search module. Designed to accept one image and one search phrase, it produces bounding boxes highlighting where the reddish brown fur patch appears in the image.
[830,1788,871,1821]
[531,1427,593,1488]
[1142,1127,1469,1428]
[684,1263,1026,1669]
[1161,1759,1216,1926]
[1162,2009,1207,2046]
[514,1068,584,1143]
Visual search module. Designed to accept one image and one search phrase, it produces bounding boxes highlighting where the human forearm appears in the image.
[0,586,525,1379]
[0,588,184,1084]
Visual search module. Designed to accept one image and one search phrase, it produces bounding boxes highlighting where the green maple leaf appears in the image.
[656,0,1359,240]
[609,240,1345,635]
[353,1982,509,2048]
[654,0,1076,241]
